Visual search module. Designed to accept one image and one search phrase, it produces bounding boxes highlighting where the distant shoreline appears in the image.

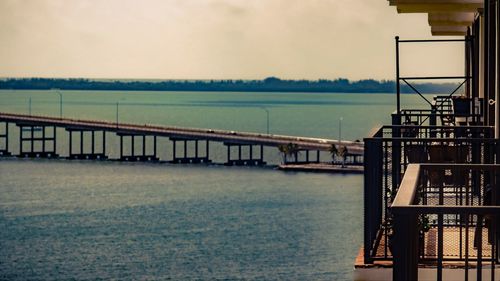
[0,77,460,94]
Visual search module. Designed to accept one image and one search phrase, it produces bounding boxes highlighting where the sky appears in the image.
[0,0,466,81]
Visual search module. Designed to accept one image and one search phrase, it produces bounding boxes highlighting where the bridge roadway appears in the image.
[0,112,364,154]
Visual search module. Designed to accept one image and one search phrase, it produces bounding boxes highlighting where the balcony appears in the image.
[356,122,500,280]
[392,164,499,280]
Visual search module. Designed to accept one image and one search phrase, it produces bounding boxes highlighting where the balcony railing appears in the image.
[392,164,499,280]
[363,125,497,264]
[393,95,483,127]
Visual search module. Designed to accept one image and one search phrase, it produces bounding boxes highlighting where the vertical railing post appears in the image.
[466,31,471,99]
[392,125,402,192]
[392,210,419,281]
[396,36,401,115]
[363,136,383,263]
[392,111,401,126]
[430,107,437,137]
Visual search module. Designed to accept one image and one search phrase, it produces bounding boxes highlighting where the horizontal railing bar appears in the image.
[379,125,493,130]
[399,39,469,43]
[419,163,500,170]
[366,126,494,138]
[368,137,498,142]
[392,164,420,207]
[399,76,471,80]
[399,114,481,117]
[392,205,500,215]
[398,110,480,114]
[392,164,500,214]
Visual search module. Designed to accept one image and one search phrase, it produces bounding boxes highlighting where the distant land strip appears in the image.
[0,77,460,94]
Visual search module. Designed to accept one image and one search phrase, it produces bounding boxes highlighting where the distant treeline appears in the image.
[0,77,460,94]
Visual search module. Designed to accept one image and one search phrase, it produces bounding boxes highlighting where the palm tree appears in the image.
[329,144,338,163]
[286,143,300,162]
[278,143,300,164]
[277,144,288,164]
[338,145,348,168]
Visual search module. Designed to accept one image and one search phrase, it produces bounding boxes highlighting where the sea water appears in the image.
[0,90,429,280]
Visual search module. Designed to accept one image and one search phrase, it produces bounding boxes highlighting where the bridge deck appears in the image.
[0,112,364,154]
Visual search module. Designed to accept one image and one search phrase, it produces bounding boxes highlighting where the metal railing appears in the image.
[392,164,499,280]
[363,124,497,264]
[395,37,473,116]
[394,108,482,127]
[393,95,483,127]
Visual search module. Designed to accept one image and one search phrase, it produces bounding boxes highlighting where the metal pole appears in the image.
[260,107,270,134]
[58,91,63,118]
[497,0,500,139]
[116,102,119,128]
[29,97,32,116]
[339,117,343,143]
[265,109,269,135]
[396,36,401,115]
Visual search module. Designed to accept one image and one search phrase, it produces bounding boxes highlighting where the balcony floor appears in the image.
[356,226,495,269]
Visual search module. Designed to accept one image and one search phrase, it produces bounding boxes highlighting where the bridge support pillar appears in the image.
[171,138,211,164]
[67,129,107,160]
[224,143,265,166]
[344,154,363,166]
[0,122,11,156]
[119,134,159,162]
[17,125,58,158]
[284,149,321,165]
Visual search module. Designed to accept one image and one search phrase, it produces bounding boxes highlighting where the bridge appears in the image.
[0,112,363,166]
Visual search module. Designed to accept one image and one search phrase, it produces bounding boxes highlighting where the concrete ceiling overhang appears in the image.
[388,0,483,36]
[428,12,475,26]
[431,25,469,36]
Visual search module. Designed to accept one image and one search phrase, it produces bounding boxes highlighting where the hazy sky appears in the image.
[0,0,465,80]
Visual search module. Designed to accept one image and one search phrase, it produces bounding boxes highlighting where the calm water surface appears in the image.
[0,90,430,280]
